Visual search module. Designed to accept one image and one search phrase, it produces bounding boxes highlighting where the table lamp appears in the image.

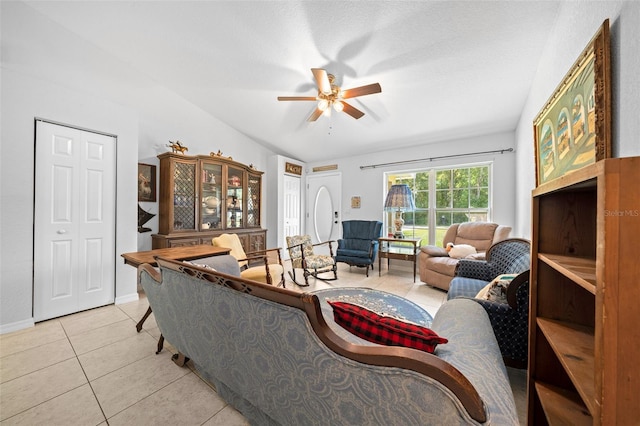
[384,184,415,238]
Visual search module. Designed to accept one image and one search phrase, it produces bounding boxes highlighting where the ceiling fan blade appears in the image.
[341,101,365,120]
[277,96,317,101]
[341,83,382,99]
[311,68,331,94]
[307,108,323,122]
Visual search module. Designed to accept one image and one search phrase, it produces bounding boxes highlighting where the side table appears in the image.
[378,237,421,282]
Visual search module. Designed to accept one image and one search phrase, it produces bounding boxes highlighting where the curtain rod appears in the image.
[359,148,514,170]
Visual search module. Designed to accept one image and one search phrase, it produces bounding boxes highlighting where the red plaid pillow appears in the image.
[328,301,447,353]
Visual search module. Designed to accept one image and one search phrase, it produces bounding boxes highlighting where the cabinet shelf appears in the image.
[538,253,596,294]
[535,381,592,425]
[537,318,595,415]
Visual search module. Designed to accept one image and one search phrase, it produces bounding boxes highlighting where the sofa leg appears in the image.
[172,352,190,367]
[136,306,153,332]
[155,334,165,354]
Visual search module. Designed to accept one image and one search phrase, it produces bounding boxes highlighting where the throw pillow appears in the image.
[475,274,517,303]
[447,244,477,259]
[420,245,449,257]
[327,301,447,354]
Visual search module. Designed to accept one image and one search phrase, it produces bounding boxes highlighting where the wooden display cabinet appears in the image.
[528,157,640,425]
[152,152,265,252]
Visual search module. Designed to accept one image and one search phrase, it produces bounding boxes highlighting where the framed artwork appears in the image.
[285,162,302,175]
[534,19,611,187]
[138,163,156,202]
[351,196,361,209]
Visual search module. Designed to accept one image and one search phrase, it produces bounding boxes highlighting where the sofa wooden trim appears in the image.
[141,256,487,422]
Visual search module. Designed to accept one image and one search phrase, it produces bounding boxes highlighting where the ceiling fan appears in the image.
[277,68,382,121]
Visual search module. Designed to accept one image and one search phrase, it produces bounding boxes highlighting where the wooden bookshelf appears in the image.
[528,157,640,425]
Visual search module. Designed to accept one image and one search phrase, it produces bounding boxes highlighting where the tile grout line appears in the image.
[60,317,110,425]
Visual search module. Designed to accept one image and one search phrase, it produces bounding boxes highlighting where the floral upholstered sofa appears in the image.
[138,255,518,425]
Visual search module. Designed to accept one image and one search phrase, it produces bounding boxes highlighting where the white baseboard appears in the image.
[0,318,35,335]
[115,292,139,305]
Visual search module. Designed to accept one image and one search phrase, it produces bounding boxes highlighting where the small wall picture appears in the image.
[351,196,361,209]
[138,163,156,202]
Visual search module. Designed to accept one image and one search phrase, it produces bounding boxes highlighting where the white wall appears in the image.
[514,1,640,237]
[0,69,139,333]
[133,87,275,252]
[0,1,276,332]
[305,131,518,240]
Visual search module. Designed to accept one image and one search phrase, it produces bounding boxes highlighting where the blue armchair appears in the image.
[447,238,531,368]
[335,220,383,276]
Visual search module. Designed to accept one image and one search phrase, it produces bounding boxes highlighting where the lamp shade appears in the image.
[384,184,415,211]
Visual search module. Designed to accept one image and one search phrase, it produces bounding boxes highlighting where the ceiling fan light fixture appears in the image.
[322,107,332,117]
[333,101,344,112]
[317,99,329,111]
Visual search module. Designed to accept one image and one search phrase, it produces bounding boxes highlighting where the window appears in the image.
[384,164,491,246]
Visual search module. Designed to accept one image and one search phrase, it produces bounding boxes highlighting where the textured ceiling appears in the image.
[19,0,562,162]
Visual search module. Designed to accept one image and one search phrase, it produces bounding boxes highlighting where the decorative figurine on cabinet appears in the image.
[167,140,188,154]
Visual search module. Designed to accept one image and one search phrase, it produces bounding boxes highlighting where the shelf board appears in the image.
[537,318,596,416]
[532,161,599,197]
[535,381,592,425]
[538,253,596,294]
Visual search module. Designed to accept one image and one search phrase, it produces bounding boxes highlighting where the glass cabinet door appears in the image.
[226,167,244,228]
[172,161,197,231]
[200,162,222,230]
[247,174,261,227]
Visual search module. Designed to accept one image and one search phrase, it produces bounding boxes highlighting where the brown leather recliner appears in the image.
[418,222,512,291]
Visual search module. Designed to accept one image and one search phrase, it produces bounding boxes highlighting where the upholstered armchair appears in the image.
[212,233,285,287]
[418,222,512,290]
[447,238,531,367]
[334,220,383,276]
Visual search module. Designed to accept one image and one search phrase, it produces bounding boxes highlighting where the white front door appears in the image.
[33,121,116,322]
[283,174,301,255]
[306,172,341,255]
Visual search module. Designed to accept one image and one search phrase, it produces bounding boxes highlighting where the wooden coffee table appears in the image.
[121,245,231,333]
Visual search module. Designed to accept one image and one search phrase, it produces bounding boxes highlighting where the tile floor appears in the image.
[0,261,526,425]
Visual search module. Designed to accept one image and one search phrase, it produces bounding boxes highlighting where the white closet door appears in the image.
[34,121,116,321]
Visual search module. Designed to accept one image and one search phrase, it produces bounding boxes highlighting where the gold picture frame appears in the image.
[285,162,302,175]
[534,19,611,187]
